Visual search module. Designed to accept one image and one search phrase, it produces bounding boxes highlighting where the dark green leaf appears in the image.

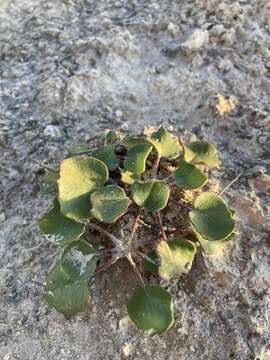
[173,159,207,190]
[44,262,90,315]
[132,180,170,212]
[141,250,159,273]
[92,145,119,171]
[66,144,91,155]
[105,130,118,144]
[122,136,150,149]
[90,185,129,223]
[189,192,235,241]
[124,144,153,174]
[40,170,58,194]
[45,261,71,287]
[61,240,96,281]
[127,285,174,333]
[58,156,108,220]
[38,200,85,246]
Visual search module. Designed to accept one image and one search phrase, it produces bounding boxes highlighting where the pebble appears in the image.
[210,24,225,37]
[122,343,134,357]
[0,310,8,321]
[43,125,62,138]
[182,29,209,50]
[0,213,6,222]
[3,354,11,360]
[115,109,123,118]
[0,130,7,146]
[167,22,179,35]
[118,315,132,331]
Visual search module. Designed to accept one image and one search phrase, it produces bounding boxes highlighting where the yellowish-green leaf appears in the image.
[132,180,170,212]
[58,156,108,220]
[120,169,140,185]
[194,229,235,255]
[149,127,180,160]
[157,238,196,281]
[184,141,219,168]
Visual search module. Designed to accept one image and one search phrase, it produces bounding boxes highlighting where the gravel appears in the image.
[0,0,269,359]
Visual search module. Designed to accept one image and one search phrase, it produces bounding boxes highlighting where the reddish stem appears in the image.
[149,227,192,244]
[134,249,158,266]
[126,253,145,287]
[130,208,142,242]
[156,212,167,241]
[152,154,161,178]
[116,201,134,221]
[95,258,118,274]
[88,223,121,245]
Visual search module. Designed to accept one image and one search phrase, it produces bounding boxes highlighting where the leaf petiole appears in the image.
[156,212,167,241]
[152,154,161,178]
[88,223,122,248]
[134,249,158,266]
[126,253,145,287]
[130,208,142,242]
[95,257,119,274]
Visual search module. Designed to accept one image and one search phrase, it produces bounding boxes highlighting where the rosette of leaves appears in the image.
[39,127,236,333]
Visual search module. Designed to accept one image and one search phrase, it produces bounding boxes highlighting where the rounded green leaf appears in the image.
[150,127,180,160]
[132,180,170,212]
[92,145,119,171]
[127,285,174,333]
[141,250,159,273]
[58,156,108,220]
[124,144,153,174]
[189,193,235,241]
[38,200,85,246]
[66,143,91,156]
[184,141,219,168]
[40,170,58,194]
[44,262,90,315]
[172,159,207,190]
[194,229,235,255]
[45,261,71,287]
[105,130,118,144]
[61,240,97,281]
[120,169,140,185]
[157,238,196,281]
[44,281,90,315]
[122,136,150,149]
[90,185,129,223]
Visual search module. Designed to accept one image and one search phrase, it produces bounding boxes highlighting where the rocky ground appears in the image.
[0,0,270,359]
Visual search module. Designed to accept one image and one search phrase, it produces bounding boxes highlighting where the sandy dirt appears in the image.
[0,0,270,359]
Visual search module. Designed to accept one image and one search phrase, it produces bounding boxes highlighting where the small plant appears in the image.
[39,127,236,333]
